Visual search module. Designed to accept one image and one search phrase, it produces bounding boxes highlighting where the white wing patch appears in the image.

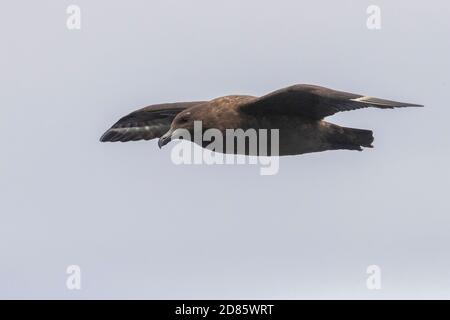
[351,96,373,102]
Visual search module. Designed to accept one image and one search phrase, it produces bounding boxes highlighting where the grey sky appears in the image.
[1,0,449,298]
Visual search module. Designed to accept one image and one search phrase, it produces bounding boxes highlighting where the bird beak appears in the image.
[158,130,173,148]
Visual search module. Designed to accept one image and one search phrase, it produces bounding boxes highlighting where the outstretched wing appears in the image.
[240,84,423,120]
[100,101,205,142]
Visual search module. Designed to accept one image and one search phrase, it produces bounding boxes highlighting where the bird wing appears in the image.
[100,101,205,142]
[239,84,423,120]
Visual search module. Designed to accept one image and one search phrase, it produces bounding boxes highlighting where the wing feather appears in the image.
[240,84,423,119]
[100,101,205,142]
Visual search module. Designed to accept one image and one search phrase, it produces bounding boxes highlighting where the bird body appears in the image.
[100,84,422,156]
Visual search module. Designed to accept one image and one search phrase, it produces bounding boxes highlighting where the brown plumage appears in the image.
[100,84,423,156]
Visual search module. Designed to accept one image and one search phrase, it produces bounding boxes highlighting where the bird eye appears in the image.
[179,116,188,123]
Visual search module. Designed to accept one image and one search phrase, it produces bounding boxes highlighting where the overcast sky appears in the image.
[1,0,449,299]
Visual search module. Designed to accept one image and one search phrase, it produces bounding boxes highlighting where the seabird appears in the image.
[100,84,423,156]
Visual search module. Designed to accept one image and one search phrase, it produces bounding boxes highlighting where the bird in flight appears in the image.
[100,84,422,156]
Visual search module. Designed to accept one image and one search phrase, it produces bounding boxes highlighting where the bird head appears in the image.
[158,109,199,148]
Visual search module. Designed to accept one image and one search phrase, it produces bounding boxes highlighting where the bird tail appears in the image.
[329,126,374,151]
